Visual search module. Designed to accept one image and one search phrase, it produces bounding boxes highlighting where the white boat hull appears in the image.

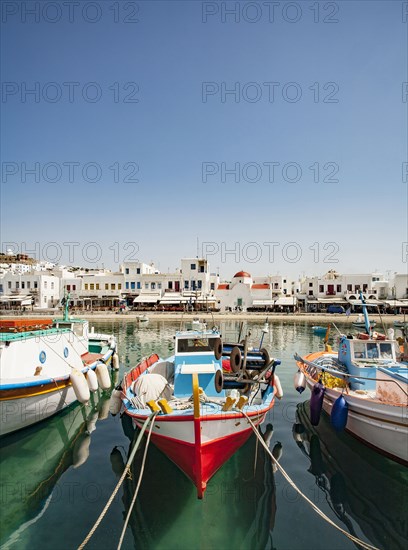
[305,377,408,464]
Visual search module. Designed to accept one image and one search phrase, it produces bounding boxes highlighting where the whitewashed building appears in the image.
[0,271,60,309]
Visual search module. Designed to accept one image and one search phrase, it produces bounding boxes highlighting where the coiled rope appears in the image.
[240,410,379,550]
[77,412,158,550]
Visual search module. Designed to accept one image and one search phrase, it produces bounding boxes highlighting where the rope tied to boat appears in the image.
[77,411,158,550]
[239,410,379,550]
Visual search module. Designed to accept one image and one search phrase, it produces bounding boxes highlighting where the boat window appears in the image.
[177,337,216,353]
[366,343,379,359]
[379,343,393,359]
[73,324,84,338]
[353,341,366,359]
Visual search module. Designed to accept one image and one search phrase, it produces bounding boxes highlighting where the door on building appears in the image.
[237,298,243,307]
[175,281,180,292]
[327,285,334,295]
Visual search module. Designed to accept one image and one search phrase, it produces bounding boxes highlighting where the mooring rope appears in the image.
[117,413,157,550]
[77,412,158,550]
[240,410,379,550]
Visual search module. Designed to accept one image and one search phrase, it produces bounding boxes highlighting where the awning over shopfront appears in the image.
[133,295,161,303]
[0,295,33,306]
[383,300,408,308]
[275,297,297,306]
[252,300,274,306]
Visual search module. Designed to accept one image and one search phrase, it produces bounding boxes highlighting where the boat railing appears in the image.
[294,353,408,397]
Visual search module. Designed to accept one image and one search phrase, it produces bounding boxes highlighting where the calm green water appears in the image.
[1,320,407,550]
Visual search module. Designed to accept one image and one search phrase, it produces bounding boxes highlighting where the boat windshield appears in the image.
[354,341,395,361]
[177,337,217,353]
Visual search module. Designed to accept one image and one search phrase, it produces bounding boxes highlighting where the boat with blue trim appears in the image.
[0,297,118,436]
[121,323,282,498]
[294,294,408,464]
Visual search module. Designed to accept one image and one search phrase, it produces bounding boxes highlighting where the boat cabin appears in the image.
[173,329,224,398]
[338,335,400,390]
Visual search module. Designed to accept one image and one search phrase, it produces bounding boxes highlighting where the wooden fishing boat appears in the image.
[295,331,408,464]
[0,299,118,436]
[121,325,282,498]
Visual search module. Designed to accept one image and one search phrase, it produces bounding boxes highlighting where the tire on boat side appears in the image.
[215,370,223,393]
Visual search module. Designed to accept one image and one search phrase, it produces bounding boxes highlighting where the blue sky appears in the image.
[1,0,407,279]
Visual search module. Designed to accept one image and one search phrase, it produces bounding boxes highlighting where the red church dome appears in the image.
[233,271,251,278]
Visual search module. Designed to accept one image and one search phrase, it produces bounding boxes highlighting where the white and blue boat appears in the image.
[121,324,282,498]
[0,298,117,436]
[295,294,408,464]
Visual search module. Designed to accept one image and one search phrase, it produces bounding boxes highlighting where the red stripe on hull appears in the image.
[147,419,265,498]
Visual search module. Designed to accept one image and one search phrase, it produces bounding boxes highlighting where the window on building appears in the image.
[198,280,202,289]
[145,283,149,289]
[151,282,156,290]
[168,281,173,290]
[125,268,129,275]
[51,282,54,289]
[72,285,76,291]
[118,284,122,290]
[309,282,313,287]
[16,282,19,289]
[347,284,352,291]
[363,284,368,291]
[191,263,196,270]
[130,282,135,290]
[210,283,215,290]
[137,268,140,274]
[111,284,115,290]
[337,285,342,292]
[158,282,162,289]
[0,284,3,293]
[34,281,38,289]
[85,284,89,290]
[67,285,71,291]
[21,282,25,289]
[283,279,287,283]
[8,281,11,289]
[44,297,47,304]
[184,281,189,289]
[191,281,196,290]
[44,281,47,289]
[319,285,324,292]
[199,266,204,273]
[126,282,129,290]
[96,284,100,290]
[309,290,313,296]
[90,284,94,290]
[355,285,360,291]
[137,282,141,289]
[27,281,31,289]
[105,283,109,290]
[274,283,279,289]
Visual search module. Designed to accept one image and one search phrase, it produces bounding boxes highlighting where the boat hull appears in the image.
[303,375,408,465]
[129,406,271,498]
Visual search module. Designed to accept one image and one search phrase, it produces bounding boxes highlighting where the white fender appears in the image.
[86,369,98,392]
[110,338,116,351]
[109,388,123,416]
[112,353,119,371]
[70,369,90,404]
[72,434,91,468]
[273,374,283,399]
[96,362,111,390]
[294,370,306,394]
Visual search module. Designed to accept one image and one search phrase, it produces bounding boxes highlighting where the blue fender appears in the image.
[331,395,348,431]
[310,382,325,426]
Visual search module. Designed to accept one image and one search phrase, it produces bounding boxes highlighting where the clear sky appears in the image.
[1,0,407,279]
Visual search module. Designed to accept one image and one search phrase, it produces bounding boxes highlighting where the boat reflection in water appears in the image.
[0,391,112,548]
[294,402,408,550]
[114,414,278,549]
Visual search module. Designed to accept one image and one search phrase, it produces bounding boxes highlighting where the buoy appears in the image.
[86,369,98,392]
[273,374,283,399]
[72,434,91,468]
[109,338,116,351]
[112,353,120,371]
[330,395,348,431]
[310,382,325,426]
[96,362,111,390]
[294,370,306,394]
[109,388,123,416]
[70,369,90,404]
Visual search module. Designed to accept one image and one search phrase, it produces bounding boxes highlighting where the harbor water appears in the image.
[1,320,407,550]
